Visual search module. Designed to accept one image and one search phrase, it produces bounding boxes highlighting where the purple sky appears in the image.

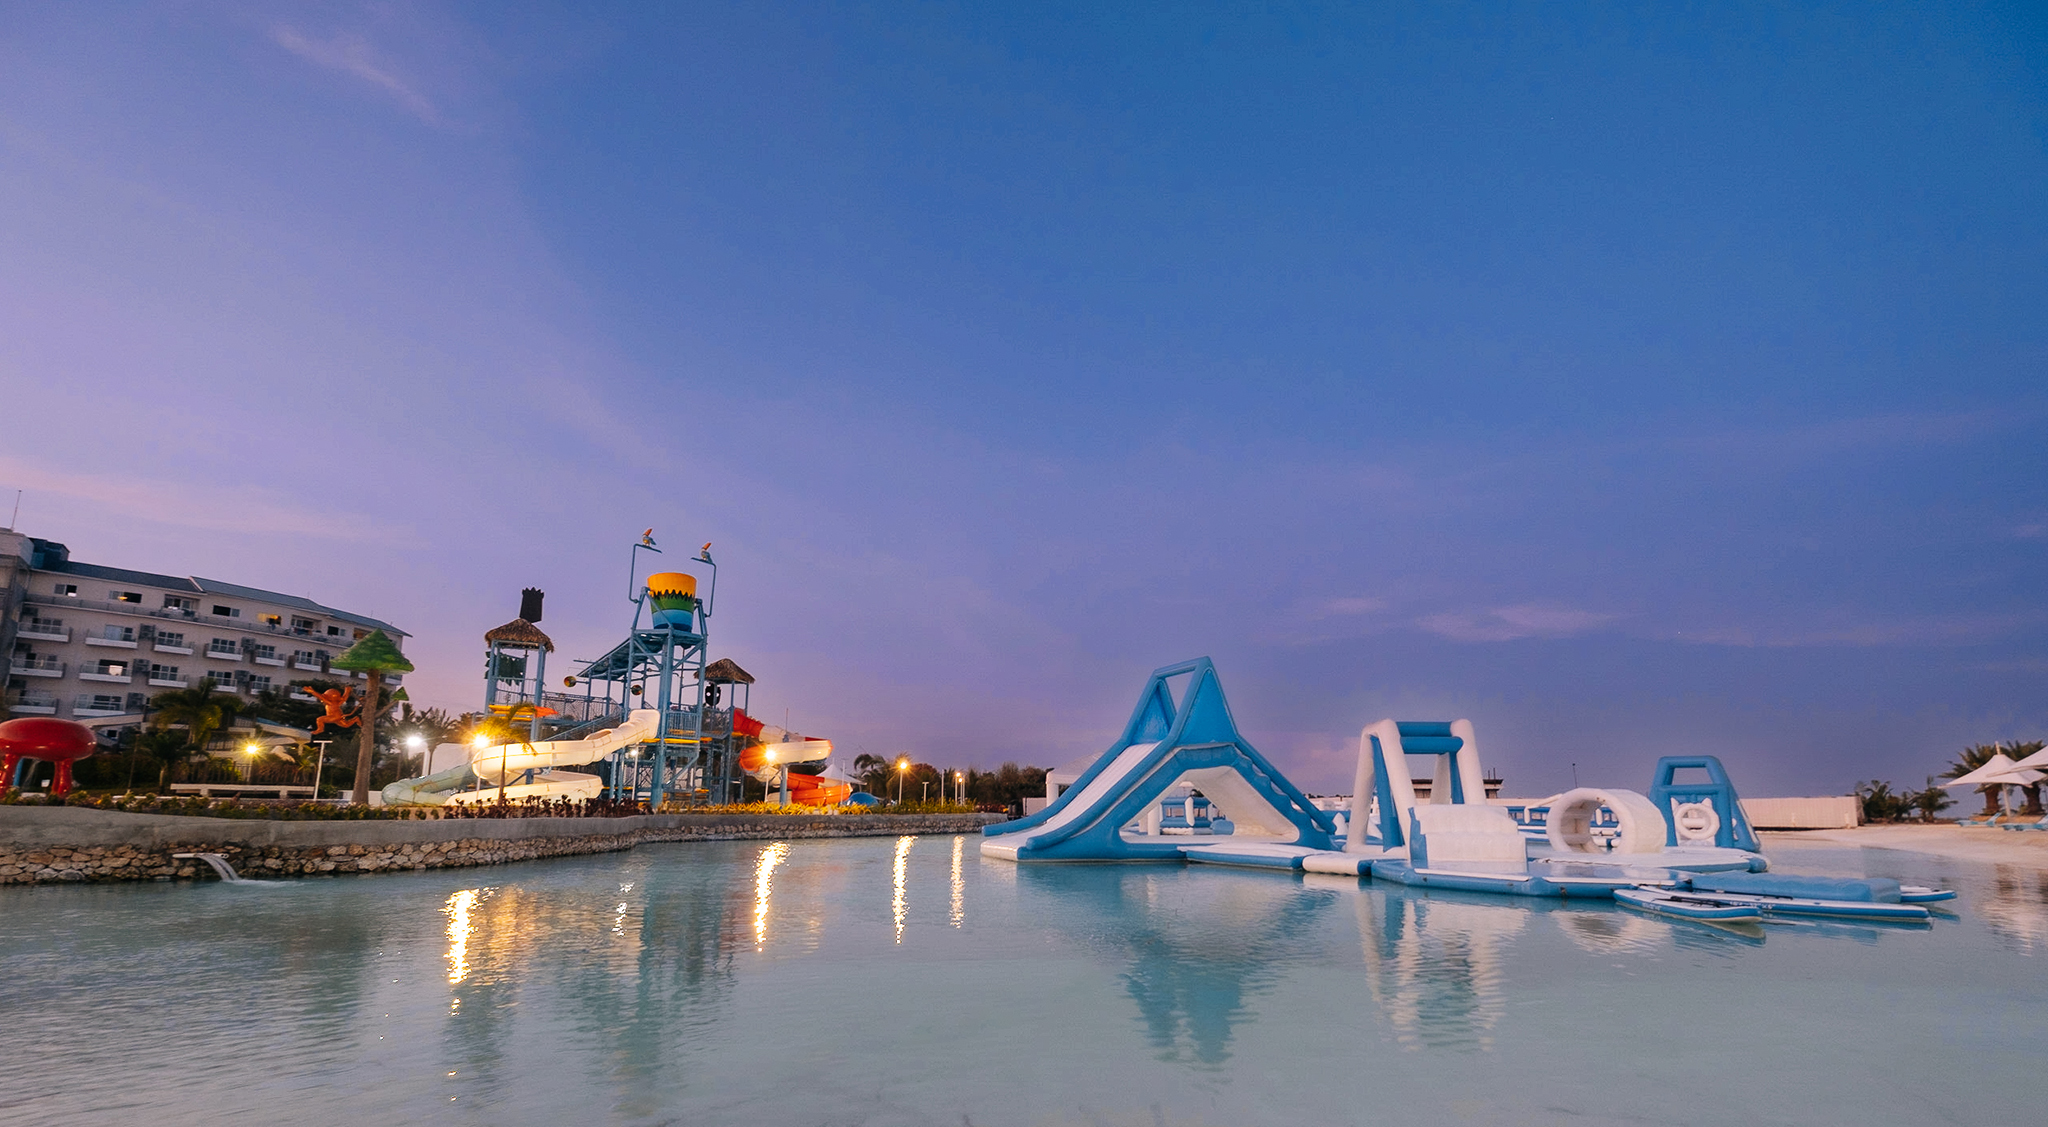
[3,2,2044,797]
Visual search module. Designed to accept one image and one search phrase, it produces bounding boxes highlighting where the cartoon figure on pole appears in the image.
[0,717,98,797]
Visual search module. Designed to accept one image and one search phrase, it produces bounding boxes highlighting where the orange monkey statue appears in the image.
[302,685,359,735]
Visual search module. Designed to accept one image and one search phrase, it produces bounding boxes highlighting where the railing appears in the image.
[8,695,59,713]
[169,760,319,789]
[10,657,62,674]
[72,695,129,715]
[24,593,396,645]
[18,620,69,640]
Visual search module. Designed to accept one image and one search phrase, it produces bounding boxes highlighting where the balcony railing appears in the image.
[9,696,59,714]
[204,648,244,661]
[155,643,193,655]
[9,657,63,677]
[17,622,69,641]
[23,594,391,646]
[72,696,130,717]
[79,670,134,683]
[85,635,139,648]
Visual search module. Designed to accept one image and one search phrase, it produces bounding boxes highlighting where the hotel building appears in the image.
[2,530,407,724]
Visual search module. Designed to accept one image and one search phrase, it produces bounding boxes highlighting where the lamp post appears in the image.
[312,740,329,801]
[955,771,964,806]
[243,742,262,784]
[896,757,909,803]
[407,733,428,777]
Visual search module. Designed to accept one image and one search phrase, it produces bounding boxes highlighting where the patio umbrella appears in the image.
[1941,753,2044,788]
[2006,746,2048,774]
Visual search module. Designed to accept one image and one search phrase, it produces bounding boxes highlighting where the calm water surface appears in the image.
[2,835,2043,1126]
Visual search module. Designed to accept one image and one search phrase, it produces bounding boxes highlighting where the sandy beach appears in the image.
[1764,824,2048,870]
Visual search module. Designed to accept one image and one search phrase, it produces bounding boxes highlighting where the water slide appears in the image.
[982,659,1337,862]
[730,707,850,805]
[382,709,660,806]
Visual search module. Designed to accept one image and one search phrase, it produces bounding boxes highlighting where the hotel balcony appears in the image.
[9,658,63,678]
[71,697,130,718]
[254,656,286,667]
[85,635,139,649]
[79,670,134,684]
[17,623,69,642]
[9,695,59,715]
[293,660,324,671]
[154,643,194,655]
[205,649,244,661]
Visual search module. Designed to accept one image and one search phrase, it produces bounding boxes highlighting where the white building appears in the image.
[2,531,407,725]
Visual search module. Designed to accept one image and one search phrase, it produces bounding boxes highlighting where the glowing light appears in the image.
[892,835,917,944]
[243,743,260,757]
[764,748,777,763]
[471,733,491,749]
[406,734,426,750]
[950,834,964,929]
[753,842,789,949]
[897,758,909,771]
[444,889,478,985]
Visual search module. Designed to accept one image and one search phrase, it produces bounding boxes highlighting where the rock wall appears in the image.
[0,807,1008,884]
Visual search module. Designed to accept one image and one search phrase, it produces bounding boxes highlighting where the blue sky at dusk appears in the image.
[2,2,2043,796]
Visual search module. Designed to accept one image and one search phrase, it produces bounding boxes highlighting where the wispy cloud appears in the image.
[1417,604,1618,642]
[1672,611,2045,649]
[272,24,440,125]
[0,458,398,543]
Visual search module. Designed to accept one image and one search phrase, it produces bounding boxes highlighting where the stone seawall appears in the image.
[0,807,1008,885]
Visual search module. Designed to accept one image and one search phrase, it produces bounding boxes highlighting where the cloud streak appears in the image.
[0,457,400,544]
[272,25,440,125]
[1417,604,1619,642]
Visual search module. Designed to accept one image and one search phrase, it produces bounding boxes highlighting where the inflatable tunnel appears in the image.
[982,658,1337,862]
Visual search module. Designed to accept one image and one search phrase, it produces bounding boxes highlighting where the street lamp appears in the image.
[766,746,787,806]
[896,757,910,804]
[243,742,261,783]
[955,771,965,805]
[406,733,428,776]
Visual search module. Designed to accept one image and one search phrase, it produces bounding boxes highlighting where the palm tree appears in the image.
[330,630,416,805]
[149,678,242,760]
[853,752,888,796]
[134,727,194,793]
[1943,742,2027,817]
[2006,740,2047,816]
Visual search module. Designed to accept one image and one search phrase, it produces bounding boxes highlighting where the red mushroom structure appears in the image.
[0,717,98,797]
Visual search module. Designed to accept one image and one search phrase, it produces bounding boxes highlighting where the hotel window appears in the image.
[163,595,195,612]
[292,650,318,664]
[90,659,128,676]
[207,638,239,656]
[157,632,185,648]
[247,675,272,694]
[149,664,179,681]
[291,616,318,633]
[81,694,124,711]
[101,625,136,643]
[211,605,240,618]
[113,590,142,604]
[54,583,78,597]
[327,625,344,637]
[259,613,282,627]
[251,644,277,660]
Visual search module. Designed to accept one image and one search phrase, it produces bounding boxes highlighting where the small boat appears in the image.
[1615,887,1763,922]
[1899,886,1957,903]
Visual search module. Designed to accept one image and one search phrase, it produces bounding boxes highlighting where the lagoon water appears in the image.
[2,835,2043,1126]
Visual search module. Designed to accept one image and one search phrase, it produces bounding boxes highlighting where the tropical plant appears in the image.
[149,678,243,757]
[1855,779,1908,823]
[1942,742,2037,817]
[133,727,195,793]
[329,630,415,805]
[1912,777,1955,823]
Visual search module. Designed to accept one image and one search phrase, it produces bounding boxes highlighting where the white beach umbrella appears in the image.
[1941,753,2044,788]
[2006,746,2048,773]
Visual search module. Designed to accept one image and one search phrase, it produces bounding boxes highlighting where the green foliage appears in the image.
[1857,777,1959,823]
[330,629,413,673]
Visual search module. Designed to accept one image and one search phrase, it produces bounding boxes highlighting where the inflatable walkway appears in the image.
[981,658,1337,862]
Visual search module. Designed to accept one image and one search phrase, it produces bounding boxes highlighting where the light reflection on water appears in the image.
[751,842,787,950]
[0,836,2042,1126]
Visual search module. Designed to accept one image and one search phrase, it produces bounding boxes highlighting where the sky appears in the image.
[2,1,2043,797]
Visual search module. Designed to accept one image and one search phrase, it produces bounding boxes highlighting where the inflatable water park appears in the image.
[982,658,1955,925]
[380,533,855,810]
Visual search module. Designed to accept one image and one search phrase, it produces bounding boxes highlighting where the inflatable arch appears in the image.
[981,658,1337,862]
[1647,756,1761,853]
[1543,788,1669,855]
[1347,718,1487,852]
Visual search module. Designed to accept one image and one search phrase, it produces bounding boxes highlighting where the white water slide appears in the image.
[382,709,660,806]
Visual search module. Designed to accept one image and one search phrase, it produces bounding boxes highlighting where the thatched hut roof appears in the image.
[705,657,755,684]
[484,618,555,652]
